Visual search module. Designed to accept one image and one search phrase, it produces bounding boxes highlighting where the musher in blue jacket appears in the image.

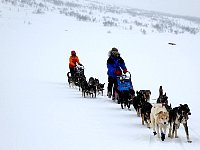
[107,47,127,99]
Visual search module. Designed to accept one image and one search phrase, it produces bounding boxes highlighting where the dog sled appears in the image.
[116,72,134,110]
[75,64,84,78]
[117,72,133,91]
[67,64,85,88]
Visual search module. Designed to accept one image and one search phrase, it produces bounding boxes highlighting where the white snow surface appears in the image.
[0,3,200,150]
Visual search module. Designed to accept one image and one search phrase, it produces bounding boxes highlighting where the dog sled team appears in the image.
[67,48,192,143]
[67,50,105,97]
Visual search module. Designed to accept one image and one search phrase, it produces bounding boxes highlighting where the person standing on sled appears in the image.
[107,47,128,100]
[69,50,82,77]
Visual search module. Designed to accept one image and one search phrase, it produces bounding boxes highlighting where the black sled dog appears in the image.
[141,101,152,128]
[168,104,192,143]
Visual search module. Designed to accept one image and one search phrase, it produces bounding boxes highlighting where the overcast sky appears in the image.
[81,0,200,18]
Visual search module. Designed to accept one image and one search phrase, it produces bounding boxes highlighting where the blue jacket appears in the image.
[107,56,127,77]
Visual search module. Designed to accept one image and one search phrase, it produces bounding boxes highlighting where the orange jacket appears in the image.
[69,55,80,68]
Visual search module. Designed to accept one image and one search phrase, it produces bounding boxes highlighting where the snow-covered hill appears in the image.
[1,0,200,34]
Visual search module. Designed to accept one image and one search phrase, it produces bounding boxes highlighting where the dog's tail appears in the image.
[67,72,71,78]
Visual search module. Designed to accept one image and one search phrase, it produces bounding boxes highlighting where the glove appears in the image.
[114,70,122,76]
[123,68,127,73]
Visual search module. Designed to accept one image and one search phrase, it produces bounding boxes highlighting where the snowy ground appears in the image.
[0,4,200,150]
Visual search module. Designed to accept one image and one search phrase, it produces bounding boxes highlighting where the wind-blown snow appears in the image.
[0,2,200,150]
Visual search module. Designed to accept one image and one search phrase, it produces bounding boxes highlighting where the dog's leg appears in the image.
[161,125,166,141]
[172,123,176,138]
[139,108,142,117]
[168,123,172,138]
[94,90,96,98]
[183,122,192,143]
[146,119,151,128]
[79,86,81,91]
[121,100,124,109]
[150,115,157,136]
[136,108,140,117]
[144,117,149,127]
[175,128,178,138]
[82,91,84,97]
[156,124,160,138]
[83,91,86,98]
[124,100,127,110]
[127,100,131,110]
[86,91,88,96]
[141,114,145,125]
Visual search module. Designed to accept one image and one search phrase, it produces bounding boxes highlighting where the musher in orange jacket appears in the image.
[69,50,82,77]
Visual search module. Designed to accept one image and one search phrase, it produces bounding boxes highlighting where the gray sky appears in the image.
[81,0,200,18]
